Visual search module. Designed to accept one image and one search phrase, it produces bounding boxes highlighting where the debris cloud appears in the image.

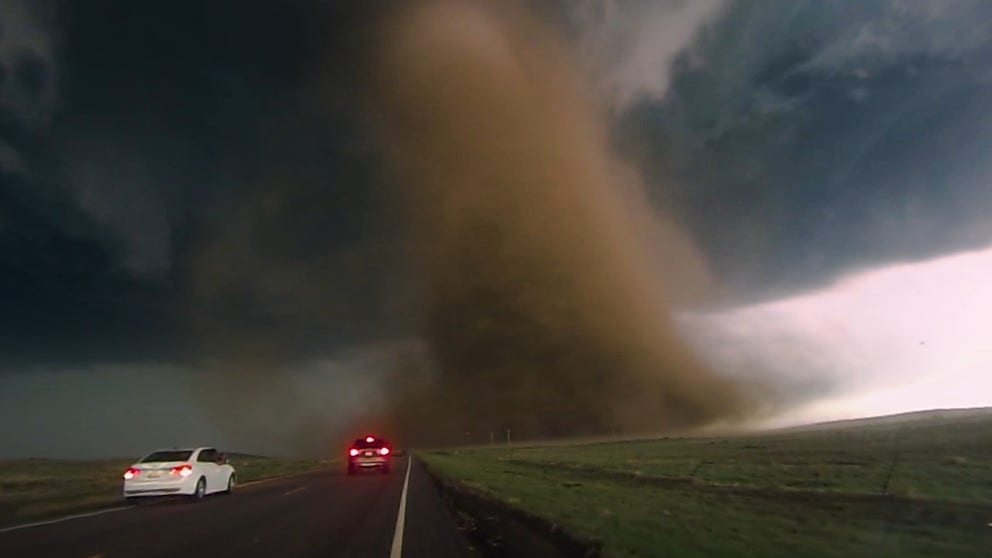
[368,0,749,443]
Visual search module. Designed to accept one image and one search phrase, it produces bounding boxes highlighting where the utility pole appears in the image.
[506,428,512,458]
[490,431,494,447]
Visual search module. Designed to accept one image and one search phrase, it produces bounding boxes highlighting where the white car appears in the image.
[123,447,236,501]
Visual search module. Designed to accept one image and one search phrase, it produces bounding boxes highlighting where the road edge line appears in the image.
[0,468,327,534]
[0,506,131,534]
[389,455,413,558]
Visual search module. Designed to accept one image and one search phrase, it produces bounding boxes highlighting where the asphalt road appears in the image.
[0,457,478,558]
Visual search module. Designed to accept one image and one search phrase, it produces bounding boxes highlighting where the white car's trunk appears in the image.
[131,461,188,483]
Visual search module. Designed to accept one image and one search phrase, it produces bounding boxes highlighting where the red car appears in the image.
[347,436,392,475]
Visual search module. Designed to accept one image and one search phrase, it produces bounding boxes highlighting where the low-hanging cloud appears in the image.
[567,0,726,112]
[0,0,58,130]
[0,0,58,179]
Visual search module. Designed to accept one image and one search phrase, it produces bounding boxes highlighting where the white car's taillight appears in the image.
[123,467,140,480]
[170,464,194,477]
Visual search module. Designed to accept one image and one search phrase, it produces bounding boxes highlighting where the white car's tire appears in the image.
[190,477,206,501]
[225,474,235,494]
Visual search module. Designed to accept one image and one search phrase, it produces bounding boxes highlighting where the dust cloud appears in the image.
[176,0,753,452]
[368,0,751,443]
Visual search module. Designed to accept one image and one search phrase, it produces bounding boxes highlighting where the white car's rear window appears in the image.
[141,450,193,462]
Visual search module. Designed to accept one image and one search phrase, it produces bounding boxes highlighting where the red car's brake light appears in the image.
[349,449,359,457]
[365,436,375,443]
[123,467,140,480]
[379,447,390,456]
[170,464,193,477]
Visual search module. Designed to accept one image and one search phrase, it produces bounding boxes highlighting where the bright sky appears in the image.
[680,244,992,427]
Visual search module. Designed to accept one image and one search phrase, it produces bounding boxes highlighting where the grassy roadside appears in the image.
[420,409,992,558]
[0,455,330,529]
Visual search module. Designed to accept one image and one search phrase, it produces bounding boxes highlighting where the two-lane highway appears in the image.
[0,457,478,558]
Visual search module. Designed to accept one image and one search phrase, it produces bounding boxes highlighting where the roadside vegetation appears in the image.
[0,454,328,528]
[420,408,992,558]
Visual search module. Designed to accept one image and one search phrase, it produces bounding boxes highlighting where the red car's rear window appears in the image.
[353,438,389,449]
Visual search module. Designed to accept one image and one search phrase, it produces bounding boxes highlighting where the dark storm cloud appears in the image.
[0,1,401,368]
[613,0,992,303]
[0,0,160,366]
[6,0,988,369]
[0,171,174,366]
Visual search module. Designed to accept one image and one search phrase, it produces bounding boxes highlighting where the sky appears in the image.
[1,0,990,457]
[679,244,992,428]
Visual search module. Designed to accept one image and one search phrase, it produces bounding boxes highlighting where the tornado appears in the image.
[368,0,749,443]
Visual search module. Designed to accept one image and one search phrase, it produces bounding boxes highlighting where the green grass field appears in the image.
[0,454,328,528]
[420,409,992,558]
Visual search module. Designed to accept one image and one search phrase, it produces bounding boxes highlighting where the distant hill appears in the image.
[781,407,992,432]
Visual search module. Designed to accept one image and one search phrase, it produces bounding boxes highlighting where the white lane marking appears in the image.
[283,486,307,496]
[238,476,286,488]
[234,468,327,488]
[0,506,130,534]
[389,456,413,558]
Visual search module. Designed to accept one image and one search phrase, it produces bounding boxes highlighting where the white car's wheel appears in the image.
[225,474,235,494]
[191,477,206,501]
